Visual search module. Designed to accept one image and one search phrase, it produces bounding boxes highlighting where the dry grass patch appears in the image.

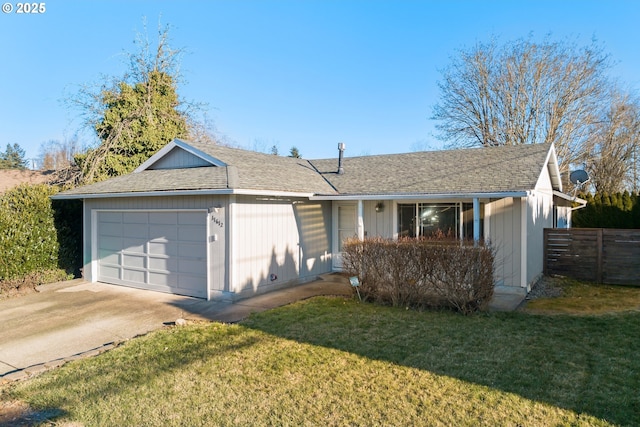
[523,277,640,314]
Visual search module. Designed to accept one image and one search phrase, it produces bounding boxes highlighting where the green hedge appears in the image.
[573,191,640,228]
[0,184,82,281]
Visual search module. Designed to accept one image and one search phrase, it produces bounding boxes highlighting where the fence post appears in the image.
[596,228,603,284]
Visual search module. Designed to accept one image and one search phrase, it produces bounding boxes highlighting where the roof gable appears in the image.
[538,143,562,192]
[134,139,226,172]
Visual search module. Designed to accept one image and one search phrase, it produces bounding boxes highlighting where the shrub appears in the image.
[0,184,82,282]
[342,237,495,314]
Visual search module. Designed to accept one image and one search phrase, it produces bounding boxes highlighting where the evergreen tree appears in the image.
[622,191,633,211]
[288,146,301,158]
[73,26,190,183]
[0,143,27,169]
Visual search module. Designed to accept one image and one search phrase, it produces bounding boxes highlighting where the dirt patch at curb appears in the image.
[0,399,67,426]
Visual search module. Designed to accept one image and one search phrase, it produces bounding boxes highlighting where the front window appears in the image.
[397,202,483,239]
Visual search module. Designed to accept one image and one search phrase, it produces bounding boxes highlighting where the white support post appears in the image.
[473,197,480,245]
[357,199,365,240]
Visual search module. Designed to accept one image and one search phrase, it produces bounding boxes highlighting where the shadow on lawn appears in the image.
[9,327,264,426]
[241,297,640,427]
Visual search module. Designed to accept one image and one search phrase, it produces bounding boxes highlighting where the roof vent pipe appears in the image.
[338,142,345,175]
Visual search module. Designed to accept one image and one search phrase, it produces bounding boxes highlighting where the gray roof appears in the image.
[58,140,337,197]
[57,140,556,198]
[310,143,554,196]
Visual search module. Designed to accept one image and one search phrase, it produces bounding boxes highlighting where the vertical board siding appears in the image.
[231,196,332,293]
[363,200,393,238]
[545,228,640,285]
[526,191,554,285]
[486,197,522,288]
[84,195,228,294]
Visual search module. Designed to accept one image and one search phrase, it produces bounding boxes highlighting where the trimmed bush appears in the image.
[573,191,640,228]
[342,237,495,314]
[0,184,82,282]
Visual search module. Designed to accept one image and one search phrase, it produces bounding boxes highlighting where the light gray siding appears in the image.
[525,191,554,288]
[485,197,522,289]
[231,196,332,295]
[148,147,213,170]
[525,166,556,288]
[363,200,393,238]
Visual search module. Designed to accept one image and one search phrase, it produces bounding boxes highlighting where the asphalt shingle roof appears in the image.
[310,143,552,195]
[57,140,554,198]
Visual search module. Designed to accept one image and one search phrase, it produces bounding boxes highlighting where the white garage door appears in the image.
[97,210,207,298]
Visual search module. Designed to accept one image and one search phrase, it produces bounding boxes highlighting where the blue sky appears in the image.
[1,1,639,166]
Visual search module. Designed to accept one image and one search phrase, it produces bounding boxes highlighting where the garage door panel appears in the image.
[97,210,208,299]
[99,236,123,251]
[123,223,149,239]
[149,212,178,225]
[148,256,177,272]
[178,212,203,225]
[178,242,206,257]
[123,212,149,224]
[100,265,121,281]
[99,212,122,223]
[178,226,205,242]
[122,253,146,269]
[149,225,178,241]
[178,258,207,275]
[149,241,177,256]
[122,238,147,254]
[179,274,207,292]
[148,272,177,287]
[122,268,146,284]
[99,222,122,237]
[99,251,120,266]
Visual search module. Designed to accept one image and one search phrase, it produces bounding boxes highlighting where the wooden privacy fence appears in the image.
[544,228,640,286]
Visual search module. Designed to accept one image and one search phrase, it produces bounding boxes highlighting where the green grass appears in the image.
[524,278,640,314]
[3,296,640,426]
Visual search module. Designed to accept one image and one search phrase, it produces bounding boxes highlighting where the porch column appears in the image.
[473,197,480,245]
[357,199,365,240]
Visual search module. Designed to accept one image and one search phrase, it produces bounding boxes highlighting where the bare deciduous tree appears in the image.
[584,90,640,193]
[432,36,610,175]
[38,136,82,171]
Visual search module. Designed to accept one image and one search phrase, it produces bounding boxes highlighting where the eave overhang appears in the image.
[51,188,317,200]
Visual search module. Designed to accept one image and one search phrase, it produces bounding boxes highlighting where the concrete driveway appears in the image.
[0,276,353,381]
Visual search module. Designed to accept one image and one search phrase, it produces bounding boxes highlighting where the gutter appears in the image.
[310,191,530,201]
[51,188,318,200]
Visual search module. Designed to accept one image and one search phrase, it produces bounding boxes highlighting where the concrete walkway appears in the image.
[0,274,522,382]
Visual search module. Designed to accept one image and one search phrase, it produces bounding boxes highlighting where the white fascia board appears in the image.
[134,138,226,173]
[54,189,530,201]
[310,191,529,201]
[539,144,563,192]
[553,190,587,206]
[52,188,316,200]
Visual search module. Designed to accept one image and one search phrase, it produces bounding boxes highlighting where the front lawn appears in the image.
[3,292,639,426]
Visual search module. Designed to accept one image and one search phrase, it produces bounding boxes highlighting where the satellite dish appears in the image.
[570,170,590,186]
